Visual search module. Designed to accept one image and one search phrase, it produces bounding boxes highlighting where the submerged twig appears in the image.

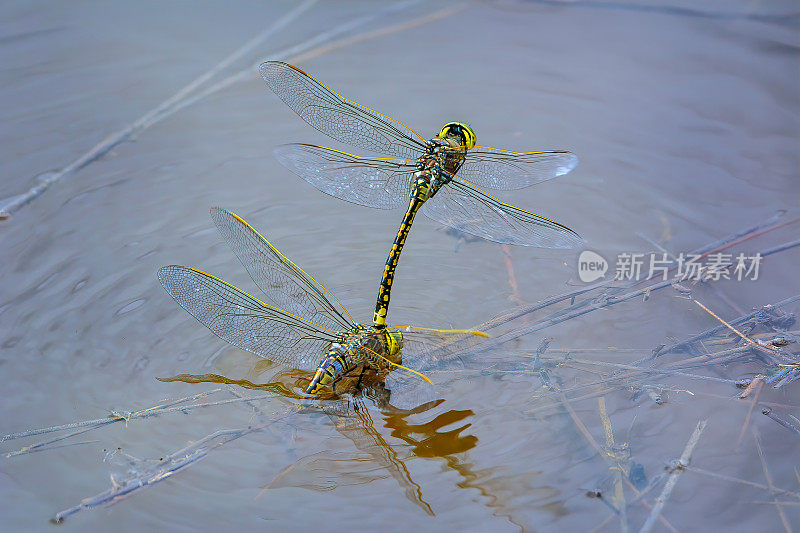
[555,389,679,533]
[736,378,764,448]
[501,244,524,307]
[656,294,800,360]
[556,355,738,384]
[753,428,792,532]
[598,397,628,533]
[685,466,800,499]
[761,408,800,436]
[0,1,316,217]
[2,389,222,442]
[464,226,800,360]
[2,390,291,458]
[685,390,798,411]
[639,419,707,533]
[1,0,466,218]
[53,406,300,523]
[689,299,780,358]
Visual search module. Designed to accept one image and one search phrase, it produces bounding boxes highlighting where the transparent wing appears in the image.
[383,327,488,410]
[422,177,582,248]
[397,328,488,369]
[260,61,428,159]
[274,144,415,209]
[459,147,578,190]
[210,208,353,333]
[158,265,337,369]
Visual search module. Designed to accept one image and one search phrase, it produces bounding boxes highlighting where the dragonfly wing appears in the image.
[274,144,414,209]
[260,61,428,160]
[396,328,488,370]
[158,266,337,369]
[459,147,578,190]
[422,177,582,248]
[210,208,353,333]
[383,328,488,409]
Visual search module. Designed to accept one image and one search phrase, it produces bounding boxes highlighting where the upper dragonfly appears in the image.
[260,61,582,327]
[260,61,582,249]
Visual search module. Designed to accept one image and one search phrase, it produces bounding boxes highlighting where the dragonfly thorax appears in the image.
[305,325,404,395]
[334,323,367,343]
[426,135,469,179]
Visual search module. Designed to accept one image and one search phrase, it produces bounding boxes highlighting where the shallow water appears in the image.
[1,1,799,531]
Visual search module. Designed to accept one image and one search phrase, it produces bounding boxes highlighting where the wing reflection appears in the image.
[161,367,534,521]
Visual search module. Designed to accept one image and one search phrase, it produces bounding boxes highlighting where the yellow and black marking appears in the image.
[438,121,476,150]
[305,347,357,395]
[305,325,406,395]
[373,175,431,328]
[371,131,474,329]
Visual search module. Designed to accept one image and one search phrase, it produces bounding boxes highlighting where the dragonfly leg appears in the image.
[355,366,367,389]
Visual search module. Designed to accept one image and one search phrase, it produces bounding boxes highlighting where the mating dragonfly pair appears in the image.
[159,62,581,398]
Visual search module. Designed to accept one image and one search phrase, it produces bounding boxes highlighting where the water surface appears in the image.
[1,1,798,531]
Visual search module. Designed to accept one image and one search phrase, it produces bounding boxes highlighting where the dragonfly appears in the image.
[158,207,486,397]
[260,61,582,328]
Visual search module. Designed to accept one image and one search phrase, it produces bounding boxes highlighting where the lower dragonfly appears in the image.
[260,61,583,328]
[158,208,486,396]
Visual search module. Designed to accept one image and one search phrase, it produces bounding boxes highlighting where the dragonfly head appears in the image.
[438,122,476,150]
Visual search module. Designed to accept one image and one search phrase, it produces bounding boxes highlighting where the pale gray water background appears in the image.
[1,1,799,531]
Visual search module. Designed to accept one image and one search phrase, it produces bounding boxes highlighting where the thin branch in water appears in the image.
[639,419,708,533]
[598,397,628,533]
[554,388,679,533]
[656,293,800,360]
[53,407,300,523]
[686,390,798,411]
[0,1,317,217]
[753,428,792,533]
[10,439,100,456]
[2,388,222,442]
[684,466,800,499]
[689,299,780,357]
[555,355,739,384]
[7,426,100,459]
[501,244,524,307]
[736,377,764,449]
[761,408,800,436]
[3,391,290,458]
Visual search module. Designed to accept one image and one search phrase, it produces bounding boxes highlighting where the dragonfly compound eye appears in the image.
[438,122,476,150]
[386,331,403,357]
